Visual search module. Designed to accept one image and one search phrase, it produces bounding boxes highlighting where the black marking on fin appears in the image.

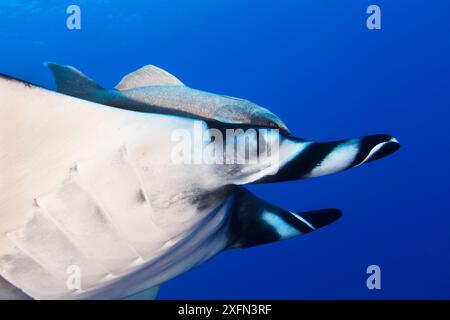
[228,188,281,248]
[255,140,341,183]
[254,134,400,184]
[280,210,315,234]
[350,134,399,166]
[297,208,342,230]
[366,140,400,163]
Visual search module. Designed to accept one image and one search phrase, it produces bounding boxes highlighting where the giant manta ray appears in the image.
[0,63,399,299]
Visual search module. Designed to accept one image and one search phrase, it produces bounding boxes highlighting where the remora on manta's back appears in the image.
[0,64,399,299]
[44,62,291,134]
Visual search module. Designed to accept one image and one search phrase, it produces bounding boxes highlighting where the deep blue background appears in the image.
[1,0,449,299]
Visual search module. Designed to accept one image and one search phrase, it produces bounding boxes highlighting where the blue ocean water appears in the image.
[0,0,449,299]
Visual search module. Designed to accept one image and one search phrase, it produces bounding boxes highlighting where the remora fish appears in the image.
[44,62,291,134]
[0,71,399,300]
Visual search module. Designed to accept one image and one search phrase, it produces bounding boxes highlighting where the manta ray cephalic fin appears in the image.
[228,187,342,249]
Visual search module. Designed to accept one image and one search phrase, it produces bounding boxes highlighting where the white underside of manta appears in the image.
[0,67,400,300]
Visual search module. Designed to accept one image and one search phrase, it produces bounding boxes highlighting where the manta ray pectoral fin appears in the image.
[44,62,107,102]
[228,188,342,249]
[115,65,184,90]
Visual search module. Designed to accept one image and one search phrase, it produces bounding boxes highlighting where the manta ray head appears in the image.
[223,132,400,249]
